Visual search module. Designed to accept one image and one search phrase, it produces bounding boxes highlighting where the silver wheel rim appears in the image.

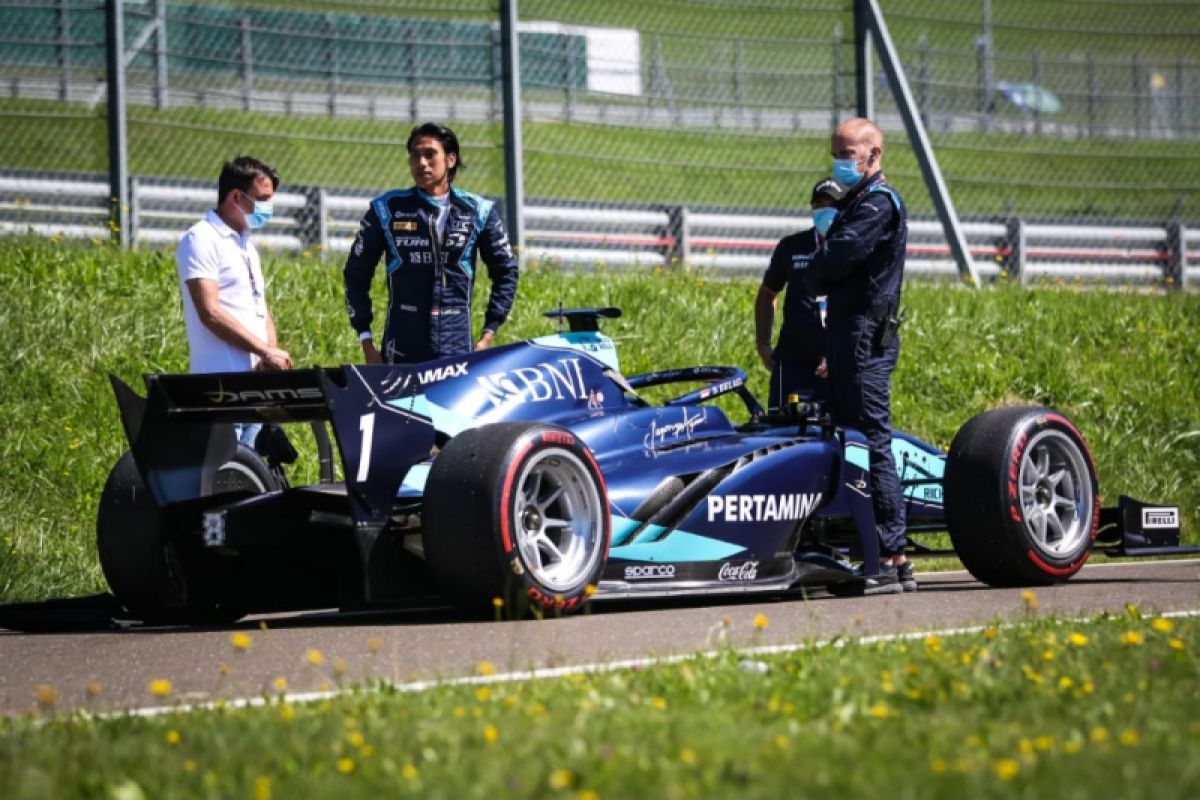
[1018,429,1093,558]
[513,447,604,593]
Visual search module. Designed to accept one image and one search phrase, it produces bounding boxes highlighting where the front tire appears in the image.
[423,423,609,616]
[945,406,1099,587]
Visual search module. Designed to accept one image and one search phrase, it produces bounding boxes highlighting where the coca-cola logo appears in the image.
[717,561,759,582]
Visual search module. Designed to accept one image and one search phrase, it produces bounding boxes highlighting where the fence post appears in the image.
[408,20,420,120]
[105,0,130,247]
[1005,217,1026,286]
[58,0,71,102]
[129,176,140,248]
[490,25,502,122]
[853,0,873,119]
[154,0,167,109]
[1175,56,1185,137]
[667,205,689,268]
[1166,220,1185,289]
[500,0,525,257]
[734,40,746,124]
[240,15,254,112]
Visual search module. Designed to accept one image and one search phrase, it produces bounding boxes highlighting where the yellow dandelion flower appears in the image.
[367,636,383,653]
[1121,631,1144,646]
[1080,679,1095,695]
[1090,727,1109,744]
[230,632,253,651]
[1118,729,1140,746]
[549,769,574,790]
[254,776,271,800]
[1017,738,1034,756]
[867,702,891,719]
[35,684,59,707]
[1034,735,1055,751]
[649,697,668,711]
[578,791,600,800]
[1064,740,1082,754]
[477,660,496,677]
[305,649,325,666]
[983,626,998,640]
[930,757,948,774]
[359,745,375,758]
[1169,638,1184,651]
[484,724,498,744]
[148,679,173,697]
[992,758,1020,781]
[1021,590,1039,610]
[679,748,697,765]
[87,681,102,697]
[492,596,505,609]
[923,635,942,653]
[1042,649,1055,661]
[165,730,181,746]
[347,731,365,749]
[753,613,769,631]
[584,583,597,598]
[279,704,295,721]
[1059,676,1074,690]
[1068,632,1088,646]
[273,677,288,691]
[183,759,197,773]
[336,758,355,774]
[1151,617,1174,634]
[1125,603,1139,619]
[402,763,419,780]
[774,734,789,750]
[475,686,492,703]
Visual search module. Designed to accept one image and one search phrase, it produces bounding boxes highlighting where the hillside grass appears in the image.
[2,610,1198,798]
[0,237,1196,605]
[4,99,1199,221]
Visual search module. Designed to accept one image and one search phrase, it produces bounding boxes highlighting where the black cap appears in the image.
[811,178,847,204]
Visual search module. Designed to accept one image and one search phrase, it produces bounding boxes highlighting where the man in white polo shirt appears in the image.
[176,156,292,444]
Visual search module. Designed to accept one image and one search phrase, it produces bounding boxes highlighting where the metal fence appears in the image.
[0,0,1197,265]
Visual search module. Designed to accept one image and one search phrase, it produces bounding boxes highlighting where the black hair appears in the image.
[217,156,280,203]
[406,122,463,182]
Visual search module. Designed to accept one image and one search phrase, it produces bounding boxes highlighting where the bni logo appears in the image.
[1141,507,1179,529]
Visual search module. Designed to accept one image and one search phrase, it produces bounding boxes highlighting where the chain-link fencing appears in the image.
[1,0,1197,257]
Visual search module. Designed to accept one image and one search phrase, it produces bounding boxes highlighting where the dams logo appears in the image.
[206,387,322,404]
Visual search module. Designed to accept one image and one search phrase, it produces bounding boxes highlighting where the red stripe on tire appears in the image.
[1026,548,1090,577]
[498,440,534,554]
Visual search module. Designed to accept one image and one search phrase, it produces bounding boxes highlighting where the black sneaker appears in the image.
[828,566,903,597]
[896,561,918,593]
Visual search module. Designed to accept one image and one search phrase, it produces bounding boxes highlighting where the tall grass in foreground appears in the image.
[0,237,1197,603]
[2,610,1198,798]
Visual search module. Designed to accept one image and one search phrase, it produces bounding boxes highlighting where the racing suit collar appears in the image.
[836,171,886,211]
[415,186,457,209]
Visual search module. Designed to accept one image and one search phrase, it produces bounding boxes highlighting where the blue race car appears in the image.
[97,308,1189,622]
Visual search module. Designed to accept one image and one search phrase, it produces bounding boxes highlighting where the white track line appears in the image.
[108,608,1200,721]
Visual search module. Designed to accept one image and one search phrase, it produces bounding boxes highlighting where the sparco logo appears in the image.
[718,561,759,582]
[206,387,322,403]
[624,564,676,580]
[1142,507,1179,529]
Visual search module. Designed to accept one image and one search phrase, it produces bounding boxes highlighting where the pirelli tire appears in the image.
[96,445,278,624]
[423,422,610,617]
[945,406,1099,587]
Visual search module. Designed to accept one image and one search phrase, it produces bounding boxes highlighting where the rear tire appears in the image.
[97,445,278,624]
[945,406,1099,587]
[423,423,609,616]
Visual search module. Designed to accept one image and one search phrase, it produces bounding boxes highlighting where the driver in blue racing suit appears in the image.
[344,122,519,364]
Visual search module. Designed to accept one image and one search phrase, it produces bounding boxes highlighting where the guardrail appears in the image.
[1,170,1194,289]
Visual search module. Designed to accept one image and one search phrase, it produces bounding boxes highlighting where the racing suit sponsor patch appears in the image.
[392,220,418,231]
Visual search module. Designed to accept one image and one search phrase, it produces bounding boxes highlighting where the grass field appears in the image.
[4,98,1199,222]
[2,609,1198,798]
[0,236,1197,605]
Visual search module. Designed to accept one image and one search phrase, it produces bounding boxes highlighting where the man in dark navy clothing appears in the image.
[344,122,519,364]
[806,118,914,594]
[755,178,846,410]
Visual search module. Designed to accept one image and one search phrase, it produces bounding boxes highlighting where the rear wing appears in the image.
[111,366,435,533]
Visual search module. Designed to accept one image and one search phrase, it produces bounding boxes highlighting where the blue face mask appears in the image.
[245,199,273,230]
[812,207,838,236]
[832,157,865,188]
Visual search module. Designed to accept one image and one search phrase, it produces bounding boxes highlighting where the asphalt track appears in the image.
[1,559,1198,717]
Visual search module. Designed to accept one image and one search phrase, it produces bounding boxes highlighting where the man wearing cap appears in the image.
[806,117,914,595]
[755,178,845,411]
